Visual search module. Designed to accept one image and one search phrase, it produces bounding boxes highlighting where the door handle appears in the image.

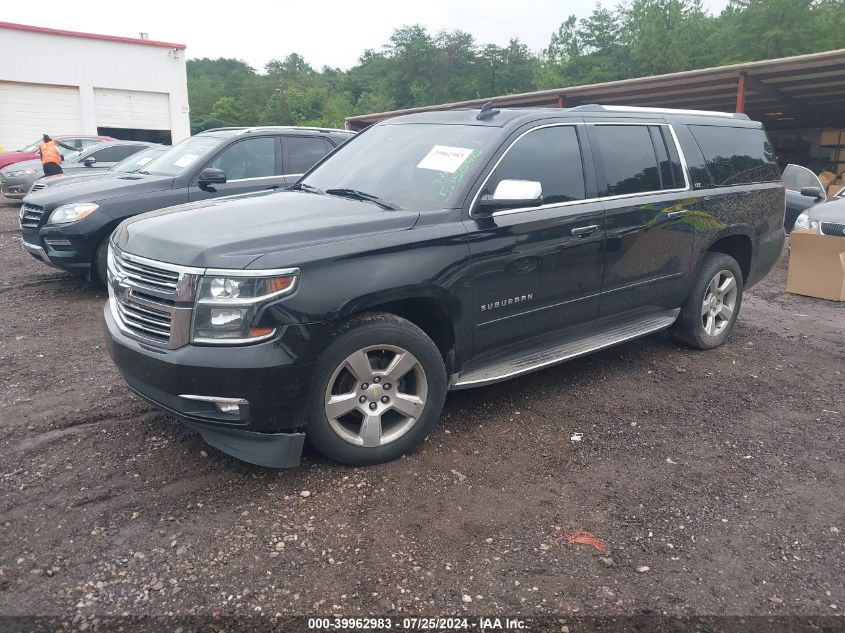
[266,185,281,190]
[571,224,599,237]
[666,210,689,219]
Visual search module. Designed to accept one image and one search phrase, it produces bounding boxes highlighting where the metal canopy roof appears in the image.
[345,48,845,131]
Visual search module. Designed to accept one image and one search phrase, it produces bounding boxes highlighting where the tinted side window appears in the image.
[91,145,146,163]
[210,137,276,179]
[484,125,585,205]
[688,125,779,186]
[284,136,331,175]
[593,125,663,196]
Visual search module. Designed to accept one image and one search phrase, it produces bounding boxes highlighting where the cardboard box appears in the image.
[828,183,843,198]
[786,230,845,301]
[821,129,843,146]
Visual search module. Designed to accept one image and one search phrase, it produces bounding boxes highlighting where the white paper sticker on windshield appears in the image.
[173,153,198,168]
[416,146,475,173]
[135,157,153,166]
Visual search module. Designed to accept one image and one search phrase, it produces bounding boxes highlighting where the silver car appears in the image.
[0,140,155,199]
[27,145,167,194]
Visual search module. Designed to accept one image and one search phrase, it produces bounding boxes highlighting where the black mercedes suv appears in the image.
[103,105,785,468]
[19,126,353,283]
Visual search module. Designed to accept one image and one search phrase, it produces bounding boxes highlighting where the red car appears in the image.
[0,135,112,170]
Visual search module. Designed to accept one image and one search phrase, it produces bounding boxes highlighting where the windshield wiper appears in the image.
[136,170,152,175]
[289,182,325,195]
[325,188,398,210]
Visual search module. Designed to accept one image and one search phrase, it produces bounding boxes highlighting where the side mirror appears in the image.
[476,179,543,213]
[800,186,824,201]
[82,156,97,167]
[198,167,227,188]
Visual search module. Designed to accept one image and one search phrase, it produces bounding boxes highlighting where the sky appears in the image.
[3,0,732,71]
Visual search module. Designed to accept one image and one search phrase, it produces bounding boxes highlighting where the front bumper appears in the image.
[103,303,321,468]
[1,174,35,199]
[20,224,94,274]
[20,239,58,268]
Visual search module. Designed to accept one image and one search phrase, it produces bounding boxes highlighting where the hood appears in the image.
[808,197,845,224]
[35,172,116,190]
[23,173,173,207]
[113,190,421,268]
[1,158,42,174]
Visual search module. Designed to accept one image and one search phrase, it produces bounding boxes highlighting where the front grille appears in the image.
[820,222,845,237]
[19,203,45,229]
[112,248,180,295]
[108,246,200,349]
[115,297,172,342]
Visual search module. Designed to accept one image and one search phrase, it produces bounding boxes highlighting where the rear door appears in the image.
[187,135,284,201]
[587,122,694,317]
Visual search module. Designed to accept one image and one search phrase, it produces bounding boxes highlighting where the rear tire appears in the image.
[305,313,447,466]
[93,237,109,288]
[672,252,743,350]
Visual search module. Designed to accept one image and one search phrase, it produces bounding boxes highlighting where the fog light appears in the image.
[215,402,241,414]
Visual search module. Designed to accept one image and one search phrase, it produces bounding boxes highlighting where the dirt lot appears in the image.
[1,199,843,628]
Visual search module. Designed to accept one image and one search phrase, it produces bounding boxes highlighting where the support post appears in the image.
[557,94,565,108]
[736,71,747,114]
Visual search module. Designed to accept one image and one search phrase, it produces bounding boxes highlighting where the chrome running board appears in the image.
[452,309,680,389]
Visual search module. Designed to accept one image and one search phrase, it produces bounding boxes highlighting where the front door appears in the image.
[464,123,605,357]
[587,123,695,317]
[188,135,285,201]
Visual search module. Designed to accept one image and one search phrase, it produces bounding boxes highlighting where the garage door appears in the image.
[94,88,171,130]
[0,82,82,151]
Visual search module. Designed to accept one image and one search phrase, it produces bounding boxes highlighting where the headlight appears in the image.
[793,212,810,230]
[191,269,299,343]
[47,202,99,224]
[8,169,37,177]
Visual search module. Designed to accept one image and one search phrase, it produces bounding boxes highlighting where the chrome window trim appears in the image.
[223,175,284,184]
[470,121,691,220]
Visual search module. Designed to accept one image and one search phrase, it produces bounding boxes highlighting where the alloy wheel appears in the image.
[324,345,428,447]
[701,269,738,336]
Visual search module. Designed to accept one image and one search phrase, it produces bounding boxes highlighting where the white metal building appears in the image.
[0,21,190,150]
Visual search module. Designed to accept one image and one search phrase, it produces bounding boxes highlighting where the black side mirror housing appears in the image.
[82,156,97,167]
[800,186,824,200]
[198,167,227,189]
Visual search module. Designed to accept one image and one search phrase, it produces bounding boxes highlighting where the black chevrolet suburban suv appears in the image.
[19,126,353,283]
[103,105,785,468]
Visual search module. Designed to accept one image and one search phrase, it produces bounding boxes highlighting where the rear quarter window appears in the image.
[688,125,780,187]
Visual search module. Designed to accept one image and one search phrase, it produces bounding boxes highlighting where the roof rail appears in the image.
[239,125,354,135]
[199,127,248,133]
[570,104,749,119]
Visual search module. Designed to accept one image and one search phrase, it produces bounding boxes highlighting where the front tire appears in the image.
[93,237,109,288]
[672,252,743,350]
[306,313,447,466]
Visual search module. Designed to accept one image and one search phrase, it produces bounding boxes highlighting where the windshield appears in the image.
[112,147,165,173]
[20,140,41,152]
[300,123,499,210]
[140,136,223,176]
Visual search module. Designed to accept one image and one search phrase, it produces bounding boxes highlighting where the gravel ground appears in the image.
[0,199,843,628]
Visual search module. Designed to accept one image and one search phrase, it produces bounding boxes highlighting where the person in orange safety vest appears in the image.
[37,134,78,177]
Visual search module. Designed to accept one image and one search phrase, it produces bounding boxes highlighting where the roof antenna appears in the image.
[476,102,500,121]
